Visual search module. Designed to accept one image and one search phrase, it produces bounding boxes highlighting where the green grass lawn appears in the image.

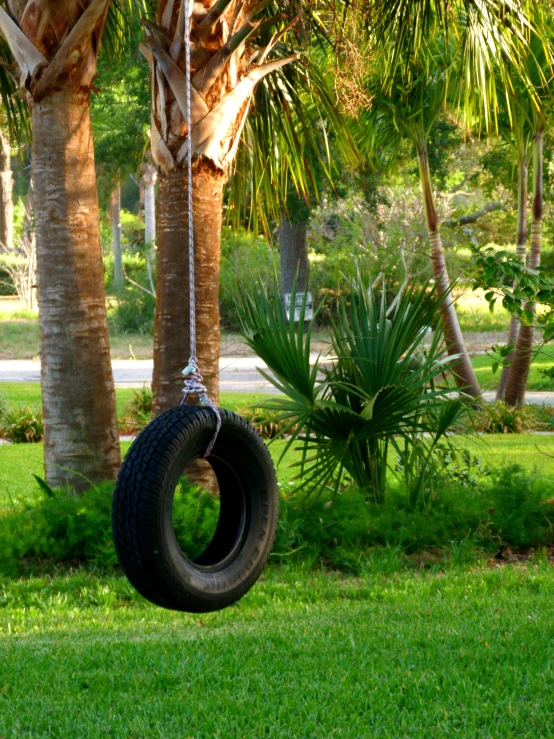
[2,433,554,510]
[472,351,554,392]
[0,383,268,429]
[1,564,554,738]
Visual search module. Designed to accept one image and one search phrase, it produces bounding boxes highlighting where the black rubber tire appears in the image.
[112,405,279,613]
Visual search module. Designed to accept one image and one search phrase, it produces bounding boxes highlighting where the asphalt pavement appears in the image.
[1,358,554,405]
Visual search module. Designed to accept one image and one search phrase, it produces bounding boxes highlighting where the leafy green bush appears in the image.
[108,285,155,335]
[173,479,220,561]
[273,482,489,571]
[104,251,152,292]
[472,402,554,433]
[473,401,533,434]
[0,479,220,576]
[0,405,43,443]
[486,465,554,549]
[234,405,292,439]
[1,464,553,576]
[219,229,279,331]
[120,387,153,434]
[274,464,554,571]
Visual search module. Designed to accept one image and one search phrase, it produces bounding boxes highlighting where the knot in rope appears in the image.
[182,359,222,458]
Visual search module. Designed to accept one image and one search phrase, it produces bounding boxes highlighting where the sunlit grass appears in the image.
[1,564,554,738]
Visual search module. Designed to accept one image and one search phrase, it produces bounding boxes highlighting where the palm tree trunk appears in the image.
[279,216,310,314]
[0,130,13,251]
[32,89,120,490]
[152,164,224,416]
[110,178,124,291]
[143,160,157,246]
[504,134,543,407]
[416,144,481,398]
[496,155,528,401]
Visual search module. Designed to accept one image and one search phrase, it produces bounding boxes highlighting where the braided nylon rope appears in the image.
[180,0,222,458]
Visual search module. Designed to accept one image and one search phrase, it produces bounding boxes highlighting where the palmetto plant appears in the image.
[236,276,467,505]
[0,0,145,489]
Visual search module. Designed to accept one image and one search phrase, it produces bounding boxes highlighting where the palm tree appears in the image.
[362,38,482,397]
[147,1,344,414]
[501,12,554,406]
[492,100,533,401]
[0,1,142,490]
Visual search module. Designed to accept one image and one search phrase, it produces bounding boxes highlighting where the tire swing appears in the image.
[111,0,278,613]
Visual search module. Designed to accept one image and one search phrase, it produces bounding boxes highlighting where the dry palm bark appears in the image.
[416,143,482,399]
[504,134,543,407]
[147,0,298,416]
[0,0,120,490]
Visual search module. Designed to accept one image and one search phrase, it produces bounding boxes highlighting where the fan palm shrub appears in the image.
[236,276,469,507]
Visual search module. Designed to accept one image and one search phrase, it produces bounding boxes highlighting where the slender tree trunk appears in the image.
[153,164,224,415]
[110,178,124,291]
[143,161,157,246]
[0,130,13,251]
[279,217,309,295]
[496,155,528,401]
[505,134,543,407]
[32,89,121,490]
[22,185,36,312]
[417,144,482,399]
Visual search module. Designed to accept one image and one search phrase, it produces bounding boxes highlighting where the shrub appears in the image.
[273,482,490,571]
[234,405,291,439]
[104,251,153,293]
[219,229,279,331]
[485,465,554,549]
[473,401,533,434]
[0,478,221,575]
[108,285,155,335]
[0,405,43,443]
[120,387,153,434]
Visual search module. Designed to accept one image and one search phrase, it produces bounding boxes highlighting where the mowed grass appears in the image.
[0,383,268,429]
[3,433,554,510]
[472,352,554,392]
[1,564,554,738]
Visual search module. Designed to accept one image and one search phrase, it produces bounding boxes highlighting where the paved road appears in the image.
[1,359,554,405]
[0,358,283,393]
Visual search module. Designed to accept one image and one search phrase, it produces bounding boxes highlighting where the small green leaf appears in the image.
[521,309,534,327]
[361,393,379,421]
[33,475,56,499]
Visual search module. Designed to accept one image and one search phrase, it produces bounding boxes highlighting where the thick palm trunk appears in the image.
[0,130,13,251]
[496,156,528,401]
[505,134,543,407]
[152,164,224,415]
[32,89,120,490]
[110,179,124,291]
[417,145,481,398]
[279,216,310,310]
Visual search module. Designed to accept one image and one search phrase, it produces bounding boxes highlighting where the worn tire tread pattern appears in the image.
[112,406,278,612]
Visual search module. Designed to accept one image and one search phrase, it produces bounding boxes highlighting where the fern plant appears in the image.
[236,276,469,506]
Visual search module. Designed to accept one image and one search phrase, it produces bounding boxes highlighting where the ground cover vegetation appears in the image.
[2,565,554,738]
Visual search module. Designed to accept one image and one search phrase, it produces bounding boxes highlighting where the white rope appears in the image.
[181,0,221,458]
